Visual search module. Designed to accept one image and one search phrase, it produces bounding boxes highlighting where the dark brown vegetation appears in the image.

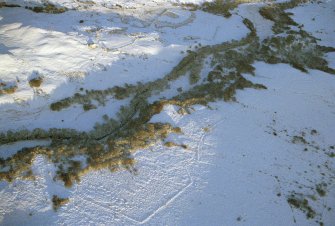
[287,194,316,219]
[25,3,67,14]
[0,2,20,8]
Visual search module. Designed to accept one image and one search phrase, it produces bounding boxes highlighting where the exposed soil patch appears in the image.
[52,195,69,211]
[29,77,43,88]
[0,81,17,95]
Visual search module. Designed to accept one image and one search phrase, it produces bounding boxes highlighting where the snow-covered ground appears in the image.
[0,0,334,225]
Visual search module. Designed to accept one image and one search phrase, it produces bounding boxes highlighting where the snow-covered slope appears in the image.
[0,0,334,225]
[3,0,213,9]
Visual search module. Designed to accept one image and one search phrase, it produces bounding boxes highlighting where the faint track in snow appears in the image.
[121,168,193,225]
[73,168,193,225]
[196,118,224,165]
[154,11,196,29]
